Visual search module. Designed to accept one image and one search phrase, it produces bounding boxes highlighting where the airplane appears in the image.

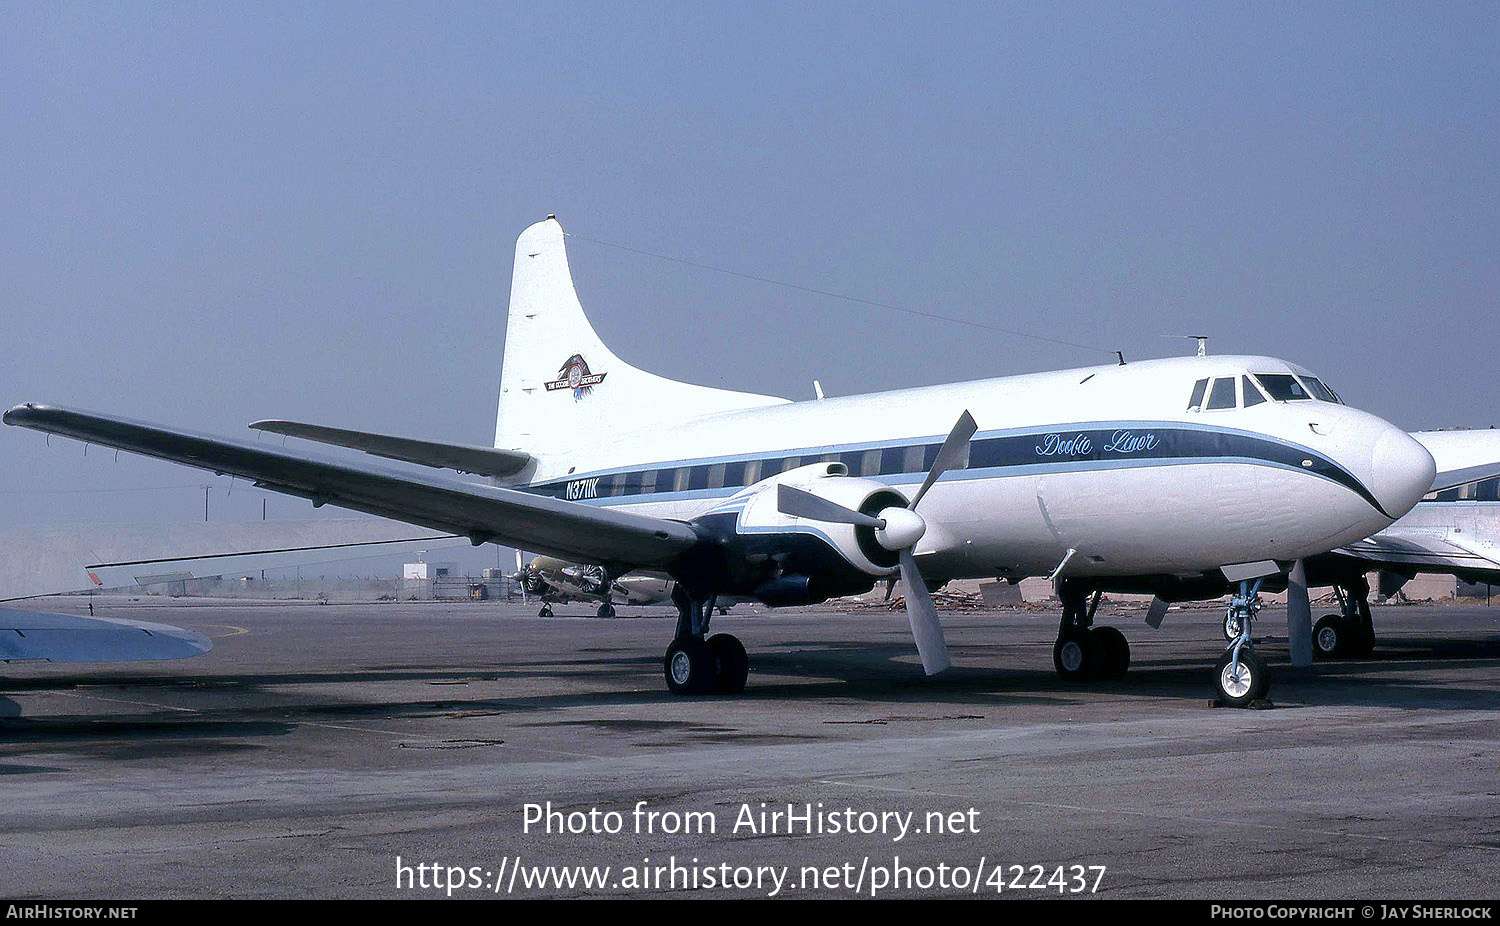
[517,553,672,618]
[1288,430,1500,658]
[4,216,1450,706]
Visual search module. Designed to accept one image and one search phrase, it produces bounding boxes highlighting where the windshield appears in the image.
[1300,376,1341,403]
[1254,374,1312,402]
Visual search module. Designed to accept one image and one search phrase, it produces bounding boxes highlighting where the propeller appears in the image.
[776,410,976,675]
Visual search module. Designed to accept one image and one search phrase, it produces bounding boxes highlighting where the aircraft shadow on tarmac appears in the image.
[2,632,1499,732]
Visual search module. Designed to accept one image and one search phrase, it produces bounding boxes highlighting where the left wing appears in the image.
[4,404,701,573]
[0,608,211,663]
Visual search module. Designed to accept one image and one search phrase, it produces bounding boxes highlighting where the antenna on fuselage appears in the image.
[1163,335,1210,356]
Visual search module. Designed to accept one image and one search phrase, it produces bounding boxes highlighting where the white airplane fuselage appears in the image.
[505,354,1435,590]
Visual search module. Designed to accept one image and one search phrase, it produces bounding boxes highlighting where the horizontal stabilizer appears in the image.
[251,420,532,478]
[0,608,212,663]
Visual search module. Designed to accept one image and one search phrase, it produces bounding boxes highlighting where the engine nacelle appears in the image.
[741,464,909,575]
[689,463,912,605]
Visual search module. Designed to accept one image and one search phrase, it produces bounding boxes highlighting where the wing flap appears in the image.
[4,404,700,570]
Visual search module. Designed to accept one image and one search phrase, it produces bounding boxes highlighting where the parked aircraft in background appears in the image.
[517,553,672,618]
[5,217,1444,705]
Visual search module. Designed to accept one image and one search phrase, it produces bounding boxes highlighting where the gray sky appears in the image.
[2,2,1496,572]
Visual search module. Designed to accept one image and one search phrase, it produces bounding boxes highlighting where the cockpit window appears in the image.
[1254,373,1312,401]
[1188,378,1208,411]
[1206,377,1237,410]
[1300,376,1340,404]
[1242,375,1266,407]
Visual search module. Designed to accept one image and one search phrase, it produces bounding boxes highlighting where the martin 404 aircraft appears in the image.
[5,217,1454,705]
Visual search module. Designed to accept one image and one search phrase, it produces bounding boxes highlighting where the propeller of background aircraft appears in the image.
[777,410,977,674]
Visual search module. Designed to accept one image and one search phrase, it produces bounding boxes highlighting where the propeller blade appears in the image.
[899,548,951,675]
[777,483,885,528]
[909,410,978,510]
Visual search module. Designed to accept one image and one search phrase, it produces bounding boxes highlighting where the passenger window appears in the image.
[1188,378,1208,411]
[1254,374,1312,401]
[903,445,926,473]
[1206,378,1237,410]
[1241,376,1266,407]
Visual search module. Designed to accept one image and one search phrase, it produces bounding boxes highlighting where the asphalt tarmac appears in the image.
[2,595,1498,900]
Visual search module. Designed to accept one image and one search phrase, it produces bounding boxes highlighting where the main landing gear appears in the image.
[1313,575,1376,659]
[1052,581,1131,682]
[1215,580,1271,707]
[663,586,749,695]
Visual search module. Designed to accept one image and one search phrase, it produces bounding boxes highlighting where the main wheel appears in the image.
[1214,648,1270,707]
[706,633,749,694]
[596,602,616,619]
[1312,615,1347,659]
[538,605,553,618]
[664,638,717,695]
[1053,630,1094,680]
[1089,626,1130,680]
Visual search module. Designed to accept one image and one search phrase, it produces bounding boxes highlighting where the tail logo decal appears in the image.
[544,354,608,400]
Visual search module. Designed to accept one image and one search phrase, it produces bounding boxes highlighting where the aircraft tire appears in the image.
[1089,626,1130,680]
[1053,630,1093,680]
[664,638,717,695]
[539,605,553,618]
[1214,648,1270,707]
[596,602,616,619]
[1312,615,1346,659]
[707,633,749,694]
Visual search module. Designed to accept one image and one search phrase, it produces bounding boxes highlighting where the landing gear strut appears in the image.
[1312,574,1376,659]
[663,586,748,695]
[1215,580,1271,707]
[1052,581,1130,681]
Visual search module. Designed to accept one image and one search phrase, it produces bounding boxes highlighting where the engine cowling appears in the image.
[690,463,915,606]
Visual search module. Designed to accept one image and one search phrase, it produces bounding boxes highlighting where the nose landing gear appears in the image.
[1214,580,1271,707]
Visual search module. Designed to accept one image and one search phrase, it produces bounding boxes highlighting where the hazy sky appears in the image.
[2,2,1496,573]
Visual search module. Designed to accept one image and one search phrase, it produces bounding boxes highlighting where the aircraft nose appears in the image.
[1368,427,1435,520]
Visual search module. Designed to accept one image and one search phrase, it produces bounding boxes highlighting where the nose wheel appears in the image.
[1214,648,1270,707]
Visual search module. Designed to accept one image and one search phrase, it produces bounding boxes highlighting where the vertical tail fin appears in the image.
[494,217,787,455]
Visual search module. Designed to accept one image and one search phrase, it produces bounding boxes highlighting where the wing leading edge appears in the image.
[3,404,700,572]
